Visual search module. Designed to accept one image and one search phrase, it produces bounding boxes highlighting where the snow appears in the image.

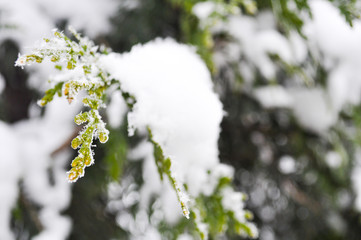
[0,122,21,240]
[34,0,117,38]
[0,98,82,240]
[253,86,293,109]
[253,86,338,133]
[226,14,294,80]
[107,91,128,128]
[278,156,297,174]
[177,234,193,240]
[221,187,246,220]
[100,39,224,195]
[100,38,256,236]
[0,0,117,91]
[216,1,357,135]
[1,0,257,238]
[304,0,360,61]
[5,0,361,237]
[0,0,53,50]
[303,0,361,122]
[192,2,216,21]
[0,0,119,237]
[325,151,342,168]
[19,99,81,240]
[131,141,181,224]
[0,0,117,48]
[252,30,293,79]
[289,88,337,133]
[289,31,308,64]
[32,208,72,240]
[233,0,361,213]
[100,38,224,219]
[192,1,240,23]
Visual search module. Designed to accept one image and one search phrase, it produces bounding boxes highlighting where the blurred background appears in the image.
[1,0,361,239]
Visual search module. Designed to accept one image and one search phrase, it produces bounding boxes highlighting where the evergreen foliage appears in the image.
[1,0,361,239]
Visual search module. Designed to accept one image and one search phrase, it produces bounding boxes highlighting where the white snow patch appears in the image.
[0,98,81,239]
[254,86,293,108]
[192,2,216,21]
[100,39,224,196]
[289,88,337,134]
[325,151,342,168]
[0,122,21,240]
[278,155,296,174]
[107,91,128,128]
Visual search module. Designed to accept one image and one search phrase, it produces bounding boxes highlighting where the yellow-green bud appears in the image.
[242,193,248,201]
[82,98,89,105]
[38,99,47,107]
[84,154,93,166]
[244,210,254,220]
[67,61,75,70]
[51,56,59,62]
[74,112,88,125]
[164,158,171,171]
[99,132,108,143]
[63,82,70,96]
[71,156,84,167]
[71,137,82,149]
[76,166,84,176]
[67,170,78,182]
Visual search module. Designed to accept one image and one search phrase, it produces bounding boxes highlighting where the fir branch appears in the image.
[147,127,190,219]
